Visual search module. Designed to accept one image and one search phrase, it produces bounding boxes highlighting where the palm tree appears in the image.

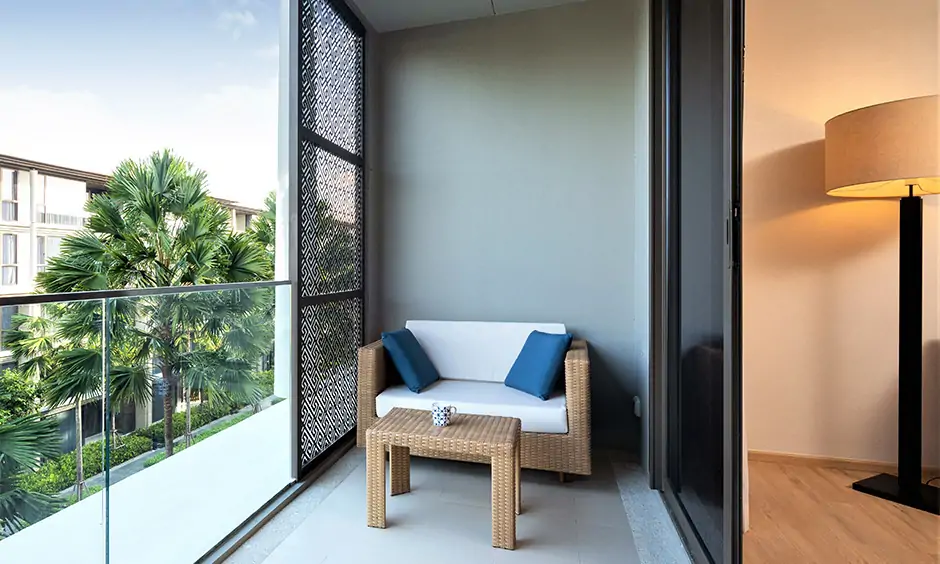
[37,150,269,459]
[247,191,275,269]
[0,415,62,537]
[2,310,91,499]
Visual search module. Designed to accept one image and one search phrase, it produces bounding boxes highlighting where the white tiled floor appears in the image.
[227,448,668,564]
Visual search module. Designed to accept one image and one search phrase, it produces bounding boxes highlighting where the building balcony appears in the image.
[0,278,686,564]
[35,206,88,228]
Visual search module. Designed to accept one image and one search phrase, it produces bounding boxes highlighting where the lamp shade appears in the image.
[825,95,940,198]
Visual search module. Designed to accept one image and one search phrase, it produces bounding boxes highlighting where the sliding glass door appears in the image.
[654,0,743,561]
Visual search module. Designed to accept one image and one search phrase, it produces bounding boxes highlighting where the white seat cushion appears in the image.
[375,380,568,434]
[405,320,567,383]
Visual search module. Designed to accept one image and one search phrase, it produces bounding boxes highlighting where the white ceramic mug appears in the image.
[432,403,457,427]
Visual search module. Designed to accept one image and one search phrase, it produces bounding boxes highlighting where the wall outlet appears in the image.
[633,396,642,418]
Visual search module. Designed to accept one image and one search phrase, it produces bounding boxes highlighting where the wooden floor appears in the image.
[744,460,940,563]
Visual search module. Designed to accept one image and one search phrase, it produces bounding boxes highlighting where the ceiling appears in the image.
[348,0,587,33]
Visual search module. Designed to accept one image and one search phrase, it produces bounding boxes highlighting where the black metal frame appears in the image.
[649,0,668,492]
[651,0,743,562]
[292,0,366,479]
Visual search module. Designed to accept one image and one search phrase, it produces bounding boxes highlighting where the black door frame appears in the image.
[649,0,744,562]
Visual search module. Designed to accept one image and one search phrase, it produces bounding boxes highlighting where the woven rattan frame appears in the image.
[365,408,521,549]
[357,339,591,476]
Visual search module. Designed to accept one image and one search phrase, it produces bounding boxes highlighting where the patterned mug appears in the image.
[432,403,457,427]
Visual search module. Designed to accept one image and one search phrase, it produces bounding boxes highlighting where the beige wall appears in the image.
[377,0,649,449]
[744,0,940,465]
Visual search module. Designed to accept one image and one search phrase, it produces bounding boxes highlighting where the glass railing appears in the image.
[0,280,290,564]
[0,297,106,562]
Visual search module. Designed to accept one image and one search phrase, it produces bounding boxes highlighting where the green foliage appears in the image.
[17,435,152,496]
[63,485,103,507]
[0,152,284,537]
[0,369,41,424]
[0,415,67,535]
[144,411,252,468]
[29,150,272,454]
[18,400,250,498]
[247,191,275,276]
[132,401,240,443]
[254,370,275,398]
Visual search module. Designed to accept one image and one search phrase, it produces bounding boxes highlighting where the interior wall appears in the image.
[744,0,940,465]
[376,0,649,450]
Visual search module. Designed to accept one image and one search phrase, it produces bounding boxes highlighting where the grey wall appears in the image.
[375,0,649,451]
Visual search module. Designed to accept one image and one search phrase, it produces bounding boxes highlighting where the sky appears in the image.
[0,0,280,208]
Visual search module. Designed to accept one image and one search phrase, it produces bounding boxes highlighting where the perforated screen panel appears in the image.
[301,0,364,156]
[298,298,362,467]
[296,0,365,474]
[299,140,363,297]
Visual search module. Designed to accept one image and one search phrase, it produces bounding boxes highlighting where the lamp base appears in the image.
[852,473,940,515]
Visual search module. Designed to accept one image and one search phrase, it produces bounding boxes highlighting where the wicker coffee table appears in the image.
[365,408,521,550]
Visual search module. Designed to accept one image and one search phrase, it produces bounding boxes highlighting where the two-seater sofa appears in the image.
[357,321,591,476]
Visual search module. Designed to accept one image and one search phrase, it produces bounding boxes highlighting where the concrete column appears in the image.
[135,397,153,430]
[273,0,291,400]
[27,170,39,289]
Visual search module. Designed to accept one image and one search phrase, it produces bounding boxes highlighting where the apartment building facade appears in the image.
[0,154,262,446]
[0,156,260,296]
[0,156,105,296]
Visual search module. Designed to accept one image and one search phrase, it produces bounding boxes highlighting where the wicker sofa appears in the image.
[356,321,592,476]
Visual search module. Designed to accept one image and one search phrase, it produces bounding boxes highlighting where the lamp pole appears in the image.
[852,185,938,514]
[897,186,922,493]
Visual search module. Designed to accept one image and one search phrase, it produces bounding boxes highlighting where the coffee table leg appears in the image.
[492,452,517,550]
[515,441,521,516]
[366,436,386,529]
[390,445,410,496]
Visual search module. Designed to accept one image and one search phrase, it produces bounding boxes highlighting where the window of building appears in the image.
[36,235,62,273]
[2,234,18,285]
[0,306,20,353]
[2,171,20,222]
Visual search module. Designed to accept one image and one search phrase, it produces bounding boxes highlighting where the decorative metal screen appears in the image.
[301,0,363,156]
[299,140,363,297]
[298,299,362,464]
[296,0,365,472]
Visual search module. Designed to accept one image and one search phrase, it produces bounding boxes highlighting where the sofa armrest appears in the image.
[357,339,386,447]
[564,340,590,440]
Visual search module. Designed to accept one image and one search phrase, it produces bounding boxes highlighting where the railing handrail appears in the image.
[0,279,290,307]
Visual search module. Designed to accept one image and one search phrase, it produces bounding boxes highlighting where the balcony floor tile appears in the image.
[229,449,672,564]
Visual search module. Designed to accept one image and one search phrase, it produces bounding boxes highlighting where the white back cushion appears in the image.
[404,320,567,383]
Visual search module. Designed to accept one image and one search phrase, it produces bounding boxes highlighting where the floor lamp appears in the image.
[824,95,939,515]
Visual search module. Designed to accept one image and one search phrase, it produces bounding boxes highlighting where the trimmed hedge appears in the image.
[63,485,104,507]
[132,401,239,444]
[255,370,275,398]
[19,397,250,497]
[143,412,252,468]
[19,434,153,495]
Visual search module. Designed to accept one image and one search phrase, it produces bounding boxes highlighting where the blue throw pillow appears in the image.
[382,329,441,393]
[504,331,573,400]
